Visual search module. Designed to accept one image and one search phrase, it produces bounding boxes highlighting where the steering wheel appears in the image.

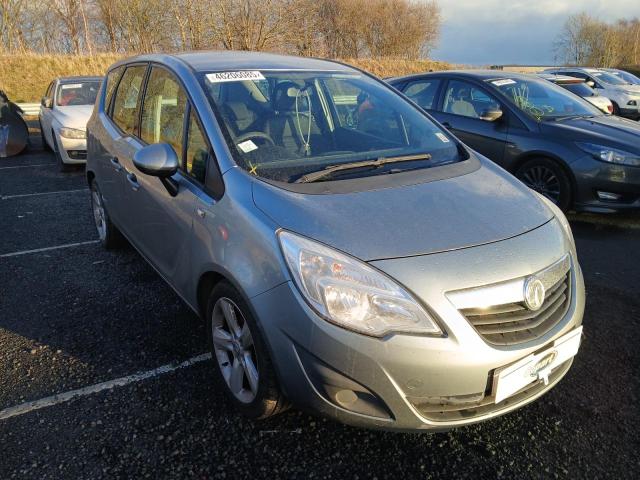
[235,131,275,147]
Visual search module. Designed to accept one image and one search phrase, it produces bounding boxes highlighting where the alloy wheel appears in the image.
[211,297,259,404]
[91,186,107,241]
[519,165,561,204]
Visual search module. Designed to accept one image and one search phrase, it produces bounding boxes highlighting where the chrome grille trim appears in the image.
[447,254,572,345]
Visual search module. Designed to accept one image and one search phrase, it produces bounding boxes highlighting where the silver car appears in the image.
[86,52,585,431]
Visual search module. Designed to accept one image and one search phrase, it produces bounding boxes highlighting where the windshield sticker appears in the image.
[206,71,265,83]
[436,132,450,143]
[61,83,83,89]
[238,140,258,153]
[492,79,516,87]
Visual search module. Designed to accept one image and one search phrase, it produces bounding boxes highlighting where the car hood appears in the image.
[252,158,553,261]
[53,105,93,129]
[541,115,640,153]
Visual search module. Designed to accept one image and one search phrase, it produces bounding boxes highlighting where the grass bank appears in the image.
[0,53,451,102]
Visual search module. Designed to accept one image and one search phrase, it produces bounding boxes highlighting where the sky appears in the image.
[431,0,640,66]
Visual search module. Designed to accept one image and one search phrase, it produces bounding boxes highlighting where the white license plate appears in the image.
[494,326,583,404]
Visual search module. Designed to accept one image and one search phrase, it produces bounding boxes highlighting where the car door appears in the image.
[123,65,214,288]
[40,81,55,147]
[433,79,508,162]
[98,64,148,230]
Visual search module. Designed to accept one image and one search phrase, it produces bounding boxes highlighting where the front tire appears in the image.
[90,180,123,249]
[39,121,51,151]
[206,282,288,419]
[52,131,71,172]
[516,158,572,211]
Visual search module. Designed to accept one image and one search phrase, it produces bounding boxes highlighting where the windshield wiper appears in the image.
[295,153,432,183]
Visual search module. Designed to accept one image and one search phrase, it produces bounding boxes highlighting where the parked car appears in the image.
[87,52,585,432]
[39,76,102,171]
[602,68,640,86]
[388,70,640,212]
[538,73,613,114]
[542,67,640,119]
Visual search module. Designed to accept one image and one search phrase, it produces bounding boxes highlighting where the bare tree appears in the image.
[0,0,27,52]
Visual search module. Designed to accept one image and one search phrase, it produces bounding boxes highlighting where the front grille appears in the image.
[460,272,571,345]
[411,359,572,422]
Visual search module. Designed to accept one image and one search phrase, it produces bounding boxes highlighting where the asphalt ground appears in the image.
[0,130,639,479]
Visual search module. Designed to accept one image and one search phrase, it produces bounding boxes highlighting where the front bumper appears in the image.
[251,221,585,431]
[572,155,640,212]
[58,134,87,164]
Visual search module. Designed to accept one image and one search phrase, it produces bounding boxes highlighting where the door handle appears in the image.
[126,172,140,191]
[196,207,206,218]
[110,157,122,172]
[441,122,452,129]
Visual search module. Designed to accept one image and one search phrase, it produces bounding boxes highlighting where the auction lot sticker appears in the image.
[206,71,265,83]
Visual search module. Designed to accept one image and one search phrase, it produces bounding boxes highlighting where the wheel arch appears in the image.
[511,151,578,197]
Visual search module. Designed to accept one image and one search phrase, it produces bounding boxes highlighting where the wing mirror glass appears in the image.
[41,97,52,108]
[133,143,179,196]
[480,108,503,122]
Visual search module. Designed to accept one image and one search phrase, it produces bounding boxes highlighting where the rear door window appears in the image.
[403,79,441,110]
[140,67,187,157]
[111,65,147,136]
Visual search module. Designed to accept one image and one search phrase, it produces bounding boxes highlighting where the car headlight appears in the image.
[278,230,442,337]
[59,127,86,139]
[535,192,575,250]
[576,142,640,167]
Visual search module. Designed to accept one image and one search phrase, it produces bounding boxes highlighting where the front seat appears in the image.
[267,81,304,153]
[449,87,477,117]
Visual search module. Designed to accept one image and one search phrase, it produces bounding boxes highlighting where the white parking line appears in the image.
[0,240,100,258]
[0,163,55,170]
[0,353,211,421]
[1,188,88,200]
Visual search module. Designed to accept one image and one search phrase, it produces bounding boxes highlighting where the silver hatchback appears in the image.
[86,52,585,431]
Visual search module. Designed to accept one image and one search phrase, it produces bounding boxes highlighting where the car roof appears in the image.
[111,51,355,74]
[57,76,103,83]
[537,73,584,83]
[544,67,601,73]
[388,69,542,83]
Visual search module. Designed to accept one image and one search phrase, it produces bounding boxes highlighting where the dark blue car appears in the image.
[388,71,640,213]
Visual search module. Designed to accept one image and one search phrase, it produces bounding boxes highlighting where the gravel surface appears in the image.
[0,136,639,479]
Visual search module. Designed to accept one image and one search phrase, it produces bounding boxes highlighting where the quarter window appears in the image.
[185,111,208,183]
[442,80,500,119]
[140,67,187,157]
[111,65,147,135]
[403,79,441,110]
[104,67,124,111]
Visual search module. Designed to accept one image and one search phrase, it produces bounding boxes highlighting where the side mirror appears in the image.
[480,109,503,122]
[133,143,179,196]
[41,97,52,108]
[586,80,596,88]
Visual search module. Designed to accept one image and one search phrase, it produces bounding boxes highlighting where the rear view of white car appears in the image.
[39,76,102,171]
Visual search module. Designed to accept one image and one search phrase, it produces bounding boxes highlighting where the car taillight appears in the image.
[607,104,613,113]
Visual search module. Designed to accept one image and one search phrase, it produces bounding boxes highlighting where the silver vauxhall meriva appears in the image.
[86,52,585,431]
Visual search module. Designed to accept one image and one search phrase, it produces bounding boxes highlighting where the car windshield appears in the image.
[561,82,596,97]
[591,71,628,85]
[201,70,463,183]
[56,80,101,106]
[611,70,640,85]
[488,77,601,121]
